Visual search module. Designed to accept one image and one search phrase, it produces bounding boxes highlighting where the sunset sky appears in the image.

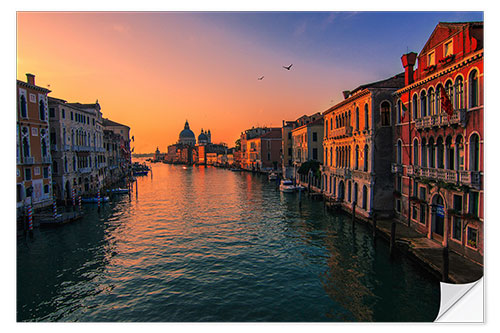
[17,11,483,153]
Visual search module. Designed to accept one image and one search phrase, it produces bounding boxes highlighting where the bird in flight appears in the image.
[283,64,293,70]
[258,76,264,80]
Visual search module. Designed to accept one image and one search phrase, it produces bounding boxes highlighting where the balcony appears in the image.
[23,156,35,164]
[330,126,353,139]
[391,163,403,173]
[333,168,351,179]
[78,167,92,174]
[415,109,466,130]
[436,169,458,183]
[459,170,482,189]
[42,155,52,164]
[352,169,370,181]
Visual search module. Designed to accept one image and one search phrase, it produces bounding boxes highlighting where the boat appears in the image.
[230,168,243,172]
[132,162,150,176]
[279,180,296,193]
[133,170,149,176]
[81,196,110,203]
[108,188,129,194]
[268,172,278,181]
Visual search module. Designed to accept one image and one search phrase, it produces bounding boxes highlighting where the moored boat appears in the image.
[81,196,110,203]
[268,172,277,181]
[279,180,295,193]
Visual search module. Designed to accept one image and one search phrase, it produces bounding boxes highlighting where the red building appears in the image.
[393,22,483,263]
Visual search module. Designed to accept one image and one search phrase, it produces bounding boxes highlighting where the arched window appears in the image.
[421,138,427,167]
[429,137,435,168]
[348,110,351,127]
[330,118,333,130]
[330,147,333,166]
[397,140,402,164]
[39,100,46,121]
[20,95,27,118]
[396,100,402,124]
[381,101,391,126]
[64,157,68,172]
[456,135,465,171]
[435,84,442,114]
[73,156,76,171]
[364,104,369,130]
[363,145,369,171]
[336,117,339,128]
[362,185,368,210]
[348,181,351,202]
[347,146,351,168]
[413,139,419,164]
[428,87,435,115]
[446,136,454,170]
[445,80,454,109]
[469,133,480,171]
[355,107,359,130]
[455,76,464,109]
[412,94,418,119]
[420,90,427,117]
[436,137,444,169]
[469,70,479,108]
[22,137,30,157]
[41,138,48,157]
[355,145,359,170]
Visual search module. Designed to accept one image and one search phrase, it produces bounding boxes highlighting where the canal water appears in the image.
[17,162,440,322]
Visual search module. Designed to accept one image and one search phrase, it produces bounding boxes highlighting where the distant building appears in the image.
[102,118,132,172]
[243,128,282,171]
[17,74,52,210]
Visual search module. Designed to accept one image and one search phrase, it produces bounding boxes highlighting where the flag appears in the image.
[441,89,454,120]
[401,103,408,123]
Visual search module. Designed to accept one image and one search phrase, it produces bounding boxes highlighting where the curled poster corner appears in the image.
[435,277,484,322]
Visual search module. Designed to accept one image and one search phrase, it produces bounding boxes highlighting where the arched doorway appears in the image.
[431,194,445,240]
[338,180,345,201]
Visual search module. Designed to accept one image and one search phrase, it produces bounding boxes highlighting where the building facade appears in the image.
[322,74,405,219]
[291,116,324,185]
[17,74,52,210]
[103,118,132,172]
[393,22,483,263]
[242,128,282,171]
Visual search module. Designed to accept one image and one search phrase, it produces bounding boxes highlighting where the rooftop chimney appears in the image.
[26,73,35,85]
[342,90,351,99]
[401,52,417,86]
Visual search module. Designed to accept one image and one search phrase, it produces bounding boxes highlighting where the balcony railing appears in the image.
[332,168,351,178]
[23,156,35,164]
[391,163,403,173]
[459,170,482,189]
[352,169,370,181]
[330,126,353,139]
[78,167,92,174]
[42,155,52,164]
[415,109,466,130]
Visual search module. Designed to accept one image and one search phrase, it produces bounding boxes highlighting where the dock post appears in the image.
[52,196,57,220]
[390,221,396,257]
[72,188,76,211]
[136,179,138,199]
[351,201,356,229]
[27,204,33,239]
[97,189,101,212]
[442,246,449,282]
[298,186,302,209]
[78,195,82,212]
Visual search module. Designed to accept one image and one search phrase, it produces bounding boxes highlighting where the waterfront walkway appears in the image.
[374,218,483,284]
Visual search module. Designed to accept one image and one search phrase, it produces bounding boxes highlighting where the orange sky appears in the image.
[17,12,382,153]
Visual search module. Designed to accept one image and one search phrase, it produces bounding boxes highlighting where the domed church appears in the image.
[197,128,212,145]
[178,120,196,146]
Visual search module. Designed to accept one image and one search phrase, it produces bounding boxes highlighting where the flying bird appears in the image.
[283,64,293,70]
[258,76,264,80]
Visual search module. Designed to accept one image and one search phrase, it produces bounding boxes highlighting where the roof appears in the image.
[420,21,483,56]
[17,80,51,94]
[349,72,405,95]
[259,129,282,139]
[103,118,130,129]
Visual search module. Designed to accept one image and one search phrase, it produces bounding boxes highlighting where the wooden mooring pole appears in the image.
[351,201,356,229]
[390,221,396,257]
[372,213,377,239]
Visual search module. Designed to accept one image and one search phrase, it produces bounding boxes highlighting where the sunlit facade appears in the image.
[393,22,483,263]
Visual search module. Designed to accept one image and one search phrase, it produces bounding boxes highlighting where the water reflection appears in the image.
[17,162,440,322]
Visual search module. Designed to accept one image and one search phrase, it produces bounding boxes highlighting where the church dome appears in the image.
[179,121,195,139]
[198,130,208,143]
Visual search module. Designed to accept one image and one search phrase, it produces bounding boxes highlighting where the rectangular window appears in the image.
[396,199,401,213]
[469,191,479,217]
[17,184,23,202]
[44,184,50,194]
[452,217,462,241]
[62,109,65,119]
[413,180,419,197]
[419,204,426,224]
[453,194,463,213]
[24,168,32,181]
[34,167,40,176]
[444,40,453,57]
[419,186,426,201]
[312,132,317,142]
[288,148,292,156]
[43,167,49,179]
[412,205,418,220]
[71,111,74,121]
[396,175,402,192]
[288,132,292,140]
[467,227,478,248]
[267,152,271,161]
[428,51,435,66]
[313,148,318,160]
[49,107,55,118]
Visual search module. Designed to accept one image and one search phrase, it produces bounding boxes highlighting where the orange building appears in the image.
[17,74,53,211]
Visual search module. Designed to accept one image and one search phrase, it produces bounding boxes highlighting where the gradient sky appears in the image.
[17,11,483,153]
